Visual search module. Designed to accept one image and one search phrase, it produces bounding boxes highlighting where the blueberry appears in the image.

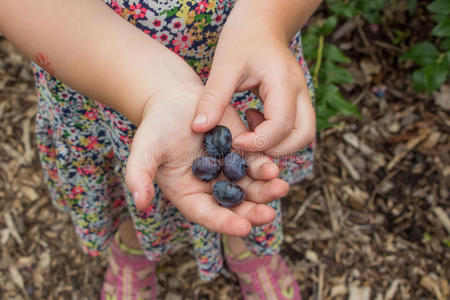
[192,156,222,182]
[204,125,232,159]
[212,181,245,207]
[223,152,247,182]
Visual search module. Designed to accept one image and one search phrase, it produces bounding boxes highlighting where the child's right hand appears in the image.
[125,87,289,237]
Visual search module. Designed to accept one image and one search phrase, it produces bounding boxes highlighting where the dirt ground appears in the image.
[0,2,449,300]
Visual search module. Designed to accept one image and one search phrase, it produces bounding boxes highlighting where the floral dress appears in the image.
[33,0,315,281]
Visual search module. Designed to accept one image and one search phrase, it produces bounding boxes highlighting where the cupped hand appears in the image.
[191,15,316,157]
[125,87,289,237]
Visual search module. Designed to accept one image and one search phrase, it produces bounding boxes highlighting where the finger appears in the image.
[125,128,160,211]
[240,178,289,204]
[245,108,264,131]
[230,201,276,227]
[234,78,298,151]
[245,152,279,181]
[265,89,316,157]
[192,64,243,133]
[220,106,280,180]
[178,192,253,236]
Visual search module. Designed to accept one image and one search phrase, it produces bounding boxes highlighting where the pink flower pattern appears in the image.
[32,0,315,281]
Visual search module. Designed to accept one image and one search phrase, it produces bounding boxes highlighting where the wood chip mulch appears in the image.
[0,3,449,299]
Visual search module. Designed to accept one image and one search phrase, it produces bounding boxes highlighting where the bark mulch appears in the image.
[0,2,449,299]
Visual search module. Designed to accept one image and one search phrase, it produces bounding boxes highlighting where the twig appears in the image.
[335,149,361,181]
[0,102,6,122]
[386,129,430,170]
[313,35,324,88]
[22,118,34,165]
[4,212,23,246]
[293,190,320,222]
[355,16,379,64]
[373,40,403,53]
[352,89,369,106]
[332,19,357,42]
[317,264,325,300]
[368,169,399,210]
[322,185,341,233]
[432,207,450,234]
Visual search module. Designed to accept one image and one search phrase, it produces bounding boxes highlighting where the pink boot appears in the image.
[101,234,157,300]
[223,236,301,300]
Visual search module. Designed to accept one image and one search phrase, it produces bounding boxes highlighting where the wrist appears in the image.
[112,38,202,126]
[140,81,203,126]
[230,0,321,44]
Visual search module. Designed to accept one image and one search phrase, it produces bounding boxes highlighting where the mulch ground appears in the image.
[0,2,449,299]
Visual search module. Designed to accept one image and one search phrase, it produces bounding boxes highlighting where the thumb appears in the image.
[125,132,160,211]
[245,108,265,131]
[192,66,241,132]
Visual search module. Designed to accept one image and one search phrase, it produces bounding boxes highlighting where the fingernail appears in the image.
[193,114,207,125]
[133,190,139,202]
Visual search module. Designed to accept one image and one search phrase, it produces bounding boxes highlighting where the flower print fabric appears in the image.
[33,0,316,281]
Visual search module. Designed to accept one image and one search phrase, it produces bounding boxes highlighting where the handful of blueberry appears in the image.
[191,125,247,207]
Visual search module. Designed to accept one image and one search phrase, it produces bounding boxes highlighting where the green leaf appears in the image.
[194,14,211,23]
[412,68,427,92]
[360,0,388,23]
[316,116,336,131]
[362,10,382,24]
[431,19,450,37]
[439,39,450,50]
[317,84,361,118]
[184,59,197,68]
[431,13,449,22]
[427,0,450,14]
[320,61,354,85]
[319,16,338,36]
[443,239,450,248]
[400,42,439,66]
[327,94,361,118]
[161,7,179,17]
[442,51,450,69]
[302,33,319,61]
[323,43,350,63]
[316,101,337,120]
[412,63,449,93]
[307,25,320,35]
[368,0,389,10]
[316,101,339,131]
[408,0,418,15]
[329,2,359,18]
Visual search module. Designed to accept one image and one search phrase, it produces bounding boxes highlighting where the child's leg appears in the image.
[223,199,301,300]
[118,219,143,250]
[101,220,157,300]
[225,235,248,255]
[224,234,301,300]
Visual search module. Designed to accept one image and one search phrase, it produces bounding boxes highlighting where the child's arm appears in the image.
[231,0,323,44]
[0,0,288,235]
[0,0,198,125]
[192,0,322,157]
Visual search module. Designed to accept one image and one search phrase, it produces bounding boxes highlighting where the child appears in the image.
[0,0,320,299]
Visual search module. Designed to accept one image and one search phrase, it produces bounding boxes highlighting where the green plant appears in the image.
[303,16,360,131]
[443,239,450,248]
[400,0,450,94]
[326,0,389,24]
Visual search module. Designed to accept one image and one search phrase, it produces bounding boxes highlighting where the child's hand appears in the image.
[125,88,289,237]
[191,12,316,157]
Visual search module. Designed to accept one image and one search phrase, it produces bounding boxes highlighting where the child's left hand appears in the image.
[191,8,316,157]
[126,87,289,237]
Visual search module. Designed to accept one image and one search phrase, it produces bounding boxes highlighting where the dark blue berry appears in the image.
[192,156,222,182]
[204,125,232,159]
[212,181,245,207]
[223,152,248,182]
